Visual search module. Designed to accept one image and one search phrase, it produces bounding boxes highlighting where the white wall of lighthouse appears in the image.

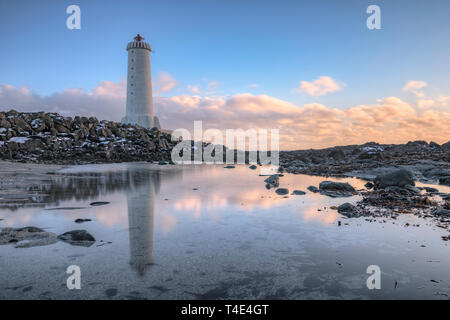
[122,35,159,129]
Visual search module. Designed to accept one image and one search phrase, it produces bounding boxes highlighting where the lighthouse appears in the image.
[122,34,160,129]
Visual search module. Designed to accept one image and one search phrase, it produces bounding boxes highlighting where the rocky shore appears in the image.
[0,110,176,164]
[279,141,450,185]
[1,110,449,237]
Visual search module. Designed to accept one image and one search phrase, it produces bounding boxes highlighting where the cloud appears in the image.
[438,96,449,106]
[403,80,428,97]
[1,81,449,150]
[295,76,344,97]
[207,81,219,90]
[187,85,201,94]
[153,72,177,94]
[417,99,435,109]
[248,84,260,89]
[0,80,126,119]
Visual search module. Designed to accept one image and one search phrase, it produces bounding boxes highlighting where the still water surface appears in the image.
[0,163,449,299]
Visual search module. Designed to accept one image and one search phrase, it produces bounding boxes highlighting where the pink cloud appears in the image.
[295,76,344,97]
[1,81,449,150]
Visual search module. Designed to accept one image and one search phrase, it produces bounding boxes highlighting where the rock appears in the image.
[374,168,415,189]
[337,203,359,218]
[439,177,450,186]
[224,165,235,169]
[291,190,306,195]
[319,181,356,197]
[89,201,110,206]
[429,141,440,149]
[57,230,96,247]
[275,188,289,195]
[0,226,57,248]
[249,165,257,170]
[434,208,450,217]
[441,141,450,150]
[75,219,92,223]
[365,182,374,189]
[328,149,345,161]
[307,186,319,193]
[264,174,279,188]
[424,187,439,193]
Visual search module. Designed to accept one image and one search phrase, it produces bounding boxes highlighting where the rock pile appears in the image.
[0,110,176,164]
[279,141,450,186]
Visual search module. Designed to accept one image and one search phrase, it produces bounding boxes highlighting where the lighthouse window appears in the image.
[130,75,133,79]
[130,84,134,86]
[131,59,134,62]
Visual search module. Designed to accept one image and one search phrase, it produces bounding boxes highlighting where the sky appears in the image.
[0,0,449,150]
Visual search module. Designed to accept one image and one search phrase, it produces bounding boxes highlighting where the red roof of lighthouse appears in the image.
[134,34,144,42]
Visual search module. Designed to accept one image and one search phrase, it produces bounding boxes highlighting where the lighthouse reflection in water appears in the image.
[126,167,160,276]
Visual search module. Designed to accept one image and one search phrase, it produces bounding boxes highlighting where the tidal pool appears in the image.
[0,162,449,299]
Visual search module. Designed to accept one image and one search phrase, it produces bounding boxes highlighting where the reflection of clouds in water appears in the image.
[158,212,178,234]
[301,204,340,225]
[1,164,370,232]
[2,212,33,227]
[173,193,228,219]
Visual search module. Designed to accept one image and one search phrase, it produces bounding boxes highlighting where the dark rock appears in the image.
[441,141,450,150]
[57,230,95,247]
[319,181,356,197]
[249,165,257,170]
[374,168,415,189]
[440,177,450,186]
[74,219,92,223]
[224,165,235,169]
[429,141,440,149]
[264,175,279,188]
[328,149,345,161]
[307,186,319,193]
[434,208,450,217]
[337,203,359,218]
[275,188,289,195]
[365,182,374,189]
[291,190,306,195]
[0,226,57,248]
[89,201,110,206]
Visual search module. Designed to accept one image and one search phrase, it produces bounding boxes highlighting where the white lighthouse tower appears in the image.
[122,34,160,129]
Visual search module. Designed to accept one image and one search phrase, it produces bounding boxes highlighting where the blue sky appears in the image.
[1,0,449,149]
[1,0,449,107]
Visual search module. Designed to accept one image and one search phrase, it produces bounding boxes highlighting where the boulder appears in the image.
[365,182,374,189]
[441,141,450,150]
[319,181,356,197]
[0,226,57,248]
[439,177,450,186]
[291,190,306,195]
[328,149,345,161]
[57,230,96,247]
[275,188,289,195]
[264,174,279,188]
[337,203,359,218]
[434,208,450,217]
[307,186,319,193]
[374,168,415,189]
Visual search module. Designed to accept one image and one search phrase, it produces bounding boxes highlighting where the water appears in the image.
[0,162,449,299]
